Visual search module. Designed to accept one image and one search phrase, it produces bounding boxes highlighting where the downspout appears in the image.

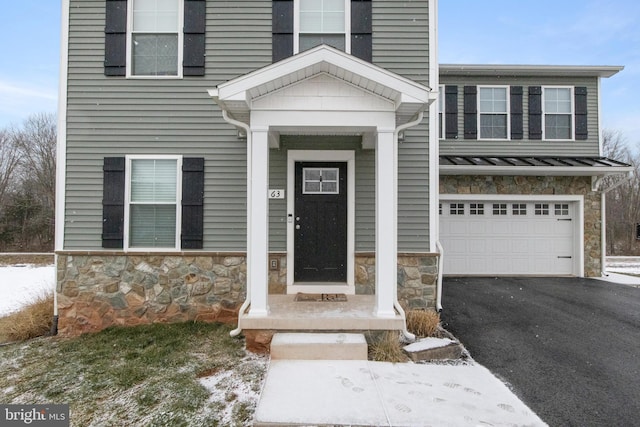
[51,0,71,336]
[219,109,252,337]
[392,111,425,343]
[596,171,634,277]
[435,240,444,312]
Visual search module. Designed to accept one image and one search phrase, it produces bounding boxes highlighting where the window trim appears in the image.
[477,85,510,140]
[542,86,575,141]
[124,155,183,251]
[293,0,351,54]
[126,0,185,79]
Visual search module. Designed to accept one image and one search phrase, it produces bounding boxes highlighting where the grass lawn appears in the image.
[0,322,267,426]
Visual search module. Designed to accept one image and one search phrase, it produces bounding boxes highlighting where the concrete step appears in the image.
[270,332,368,360]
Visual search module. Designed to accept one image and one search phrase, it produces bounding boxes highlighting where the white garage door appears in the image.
[439,200,576,275]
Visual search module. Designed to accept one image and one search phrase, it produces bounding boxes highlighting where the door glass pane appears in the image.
[303,168,339,194]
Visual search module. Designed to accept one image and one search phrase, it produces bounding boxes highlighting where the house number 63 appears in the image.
[269,189,285,199]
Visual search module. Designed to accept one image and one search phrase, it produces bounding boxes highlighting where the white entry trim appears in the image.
[287,150,356,293]
[440,194,584,277]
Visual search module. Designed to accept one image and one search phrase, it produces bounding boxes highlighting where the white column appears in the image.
[375,129,397,318]
[247,128,270,316]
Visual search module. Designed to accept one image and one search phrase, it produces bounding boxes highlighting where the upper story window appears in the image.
[125,156,182,249]
[128,0,183,77]
[295,0,350,53]
[478,86,509,139]
[543,87,574,140]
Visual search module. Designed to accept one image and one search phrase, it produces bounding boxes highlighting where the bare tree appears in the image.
[602,129,640,255]
[0,113,57,250]
[0,129,21,206]
[11,113,57,209]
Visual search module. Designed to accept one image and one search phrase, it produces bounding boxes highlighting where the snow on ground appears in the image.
[605,257,640,275]
[403,337,457,353]
[0,264,55,317]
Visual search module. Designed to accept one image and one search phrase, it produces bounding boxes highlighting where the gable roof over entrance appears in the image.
[208,45,434,127]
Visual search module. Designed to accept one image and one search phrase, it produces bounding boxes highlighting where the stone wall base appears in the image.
[56,251,440,337]
[56,253,247,337]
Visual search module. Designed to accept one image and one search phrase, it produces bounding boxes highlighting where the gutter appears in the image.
[595,171,634,277]
[216,108,252,338]
[392,111,425,343]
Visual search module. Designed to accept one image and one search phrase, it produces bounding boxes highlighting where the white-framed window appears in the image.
[127,0,184,78]
[125,156,182,249]
[478,86,509,139]
[438,85,445,139]
[543,87,574,140]
[294,0,350,54]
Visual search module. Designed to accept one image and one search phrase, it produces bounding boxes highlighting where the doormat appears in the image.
[294,293,348,302]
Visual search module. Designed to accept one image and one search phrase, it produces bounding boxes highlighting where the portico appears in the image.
[209,45,433,332]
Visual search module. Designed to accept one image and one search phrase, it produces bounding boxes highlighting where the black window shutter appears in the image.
[183,0,206,76]
[273,0,294,62]
[528,86,542,140]
[575,86,588,140]
[510,86,524,140]
[181,158,205,249]
[351,0,372,61]
[445,85,458,139]
[102,157,125,248]
[104,0,127,76]
[463,86,477,139]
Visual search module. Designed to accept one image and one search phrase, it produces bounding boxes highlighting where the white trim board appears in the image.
[287,150,356,293]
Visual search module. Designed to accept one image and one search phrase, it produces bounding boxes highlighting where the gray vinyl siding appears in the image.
[440,75,600,157]
[64,0,432,252]
[64,0,272,250]
[398,124,430,252]
[373,1,432,251]
[372,0,430,85]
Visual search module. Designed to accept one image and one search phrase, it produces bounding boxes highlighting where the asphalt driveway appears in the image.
[441,276,640,427]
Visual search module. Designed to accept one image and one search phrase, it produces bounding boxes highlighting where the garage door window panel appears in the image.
[470,203,485,215]
[512,204,527,215]
[493,203,507,215]
[535,203,550,215]
[450,203,464,215]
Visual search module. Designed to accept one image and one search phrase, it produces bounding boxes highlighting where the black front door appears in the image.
[294,161,347,282]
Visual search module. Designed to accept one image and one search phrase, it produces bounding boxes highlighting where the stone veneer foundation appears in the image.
[57,252,439,336]
[440,175,602,276]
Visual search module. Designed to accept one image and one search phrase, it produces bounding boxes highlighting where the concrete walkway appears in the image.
[254,359,546,426]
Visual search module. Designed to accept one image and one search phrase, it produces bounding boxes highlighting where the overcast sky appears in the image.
[1,0,639,148]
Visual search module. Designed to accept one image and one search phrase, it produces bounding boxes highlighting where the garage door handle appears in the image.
[557,218,572,221]
[557,256,572,259]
